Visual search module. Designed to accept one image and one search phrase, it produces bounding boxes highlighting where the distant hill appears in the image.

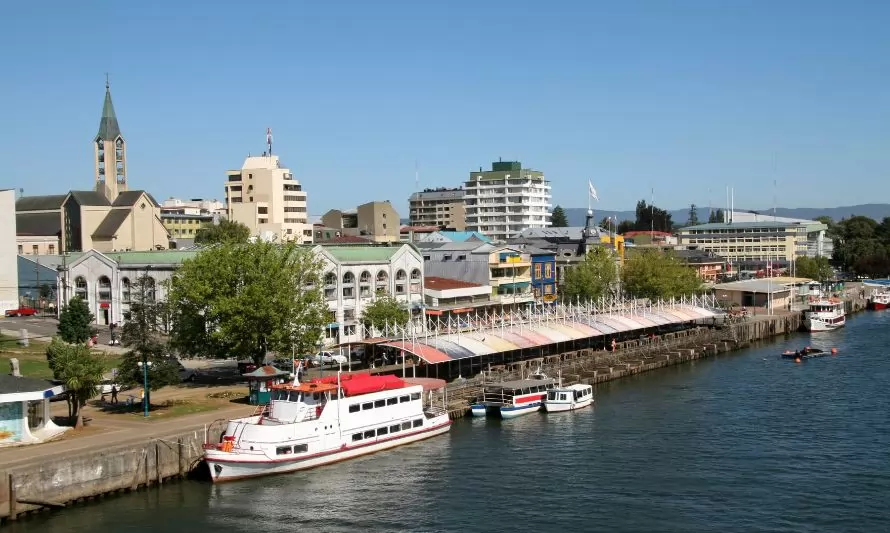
[562,204,890,228]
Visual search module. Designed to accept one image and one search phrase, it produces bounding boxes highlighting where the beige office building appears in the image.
[464,160,551,241]
[224,155,313,243]
[408,187,466,230]
[321,201,400,243]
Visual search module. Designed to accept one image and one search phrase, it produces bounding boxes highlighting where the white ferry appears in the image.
[803,298,846,332]
[543,384,594,412]
[471,376,558,419]
[203,373,451,482]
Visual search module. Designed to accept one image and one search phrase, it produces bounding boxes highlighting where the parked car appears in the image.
[5,307,37,317]
[99,380,124,394]
[311,351,348,366]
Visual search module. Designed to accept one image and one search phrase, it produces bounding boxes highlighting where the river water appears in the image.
[8,312,890,533]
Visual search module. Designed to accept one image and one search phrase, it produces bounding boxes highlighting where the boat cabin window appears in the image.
[362,402,373,410]
[330,392,338,400]
[412,419,423,428]
[560,393,568,401]
[399,395,410,403]
[410,393,421,401]
[547,391,557,400]
[363,430,375,439]
[389,424,401,433]
[374,399,386,408]
[293,444,308,453]
[352,433,362,442]
[401,421,411,430]
[349,404,360,413]
[377,426,388,436]
[276,446,293,455]
[386,397,398,406]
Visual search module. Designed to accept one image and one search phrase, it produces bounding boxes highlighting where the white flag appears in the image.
[588,180,599,201]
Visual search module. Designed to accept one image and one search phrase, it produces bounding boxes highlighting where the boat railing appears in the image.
[423,406,447,418]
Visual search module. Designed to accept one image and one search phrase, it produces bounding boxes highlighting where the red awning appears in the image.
[378,340,452,364]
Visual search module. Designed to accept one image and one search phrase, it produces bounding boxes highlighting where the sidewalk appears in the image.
[0,403,254,471]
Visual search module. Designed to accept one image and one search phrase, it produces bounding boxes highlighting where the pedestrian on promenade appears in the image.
[110,385,118,404]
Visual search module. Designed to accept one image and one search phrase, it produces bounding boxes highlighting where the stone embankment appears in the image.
[1,419,227,522]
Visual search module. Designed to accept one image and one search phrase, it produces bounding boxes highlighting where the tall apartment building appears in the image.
[224,155,313,243]
[321,201,400,243]
[407,187,466,230]
[464,160,551,241]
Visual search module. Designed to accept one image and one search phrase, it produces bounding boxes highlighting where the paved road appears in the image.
[1,315,126,354]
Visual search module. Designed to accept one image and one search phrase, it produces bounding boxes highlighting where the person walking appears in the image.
[110,385,118,404]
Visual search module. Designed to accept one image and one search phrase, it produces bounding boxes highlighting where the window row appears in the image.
[276,443,309,455]
[347,392,421,413]
[351,419,424,442]
[326,269,421,286]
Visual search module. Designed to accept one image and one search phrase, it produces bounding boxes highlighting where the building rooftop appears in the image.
[15,194,68,212]
[68,190,112,207]
[714,279,793,293]
[0,374,61,395]
[15,212,61,237]
[680,221,801,231]
[91,210,131,239]
[319,246,405,263]
[318,235,373,244]
[96,84,121,141]
[424,276,485,290]
[417,241,491,252]
[518,227,606,241]
[112,190,160,208]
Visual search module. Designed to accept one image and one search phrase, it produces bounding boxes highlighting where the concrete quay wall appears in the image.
[0,420,227,522]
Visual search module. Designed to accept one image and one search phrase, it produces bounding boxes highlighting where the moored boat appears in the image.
[203,373,451,482]
[543,384,594,412]
[471,375,558,419]
[866,289,890,311]
[803,298,846,332]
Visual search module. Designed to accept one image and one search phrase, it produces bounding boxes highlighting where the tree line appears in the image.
[819,215,890,277]
[561,247,703,302]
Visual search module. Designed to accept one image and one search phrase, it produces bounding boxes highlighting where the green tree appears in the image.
[551,205,569,228]
[622,249,703,300]
[194,219,251,245]
[119,275,181,393]
[794,256,834,282]
[708,209,724,223]
[168,241,329,365]
[634,199,673,232]
[57,297,94,344]
[361,293,410,334]
[45,337,105,423]
[562,247,618,302]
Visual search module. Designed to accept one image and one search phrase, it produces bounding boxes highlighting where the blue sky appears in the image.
[2,1,888,216]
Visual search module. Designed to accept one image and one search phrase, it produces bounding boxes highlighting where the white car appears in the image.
[311,351,348,366]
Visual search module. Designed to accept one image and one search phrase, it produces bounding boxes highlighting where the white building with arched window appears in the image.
[50,245,424,343]
[57,250,196,326]
[313,245,424,345]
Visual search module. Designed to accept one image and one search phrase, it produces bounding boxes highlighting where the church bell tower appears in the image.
[94,78,127,202]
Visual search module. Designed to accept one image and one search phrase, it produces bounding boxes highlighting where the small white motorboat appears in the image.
[543,383,594,412]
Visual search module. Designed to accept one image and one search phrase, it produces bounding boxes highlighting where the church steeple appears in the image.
[96,79,121,141]
[94,77,127,202]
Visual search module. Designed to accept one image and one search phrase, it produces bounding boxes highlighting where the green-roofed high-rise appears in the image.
[94,79,128,202]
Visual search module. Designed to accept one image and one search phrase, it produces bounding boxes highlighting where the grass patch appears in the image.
[92,397,224,420]
[0,334,53,379]
[0,335,124,379]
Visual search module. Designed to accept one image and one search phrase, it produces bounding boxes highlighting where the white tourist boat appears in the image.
[471,373,558,419]
[543,384,594,412]
[866,289,890,311]
[203,373,451,482]
[803,298,846,332]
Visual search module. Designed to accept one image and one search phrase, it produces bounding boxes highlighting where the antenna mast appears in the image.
[266,127,273,156]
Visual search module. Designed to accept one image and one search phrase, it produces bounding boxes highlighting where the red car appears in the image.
[5,307,38,317]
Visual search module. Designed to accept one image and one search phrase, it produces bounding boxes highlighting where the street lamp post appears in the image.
[137,358,153,417]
